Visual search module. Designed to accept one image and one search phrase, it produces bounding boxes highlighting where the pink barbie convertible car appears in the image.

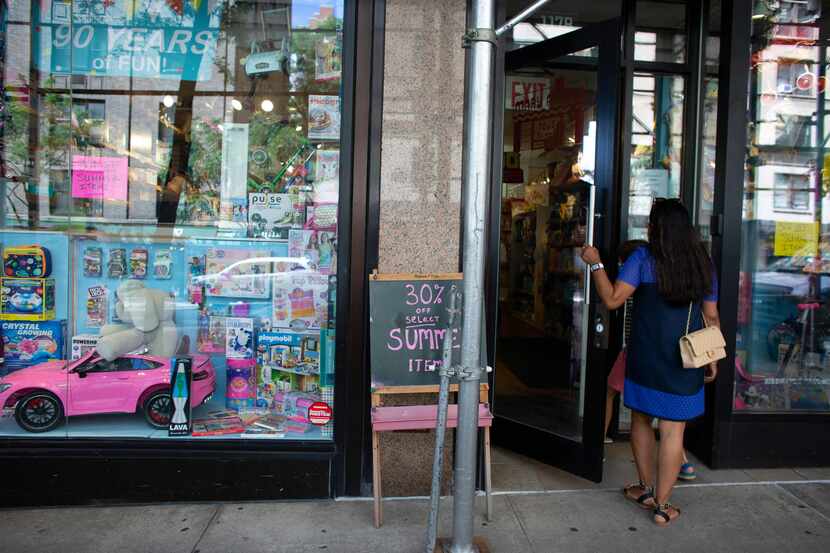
[0,351,215,432]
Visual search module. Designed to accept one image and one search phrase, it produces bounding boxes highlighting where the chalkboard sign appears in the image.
[369,273,463,388]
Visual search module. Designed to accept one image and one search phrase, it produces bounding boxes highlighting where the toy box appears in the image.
[248,192,304,239]
[3,245,52,278]
[226,317,254,360]
[71,334,99,360]
[0,320,66,373]
[274,391,320,423]
[272,272,329,329]
[256,331,321,408]
[197,312,226,353]
[0,278,56,321]
[83,247,103,277]
[226,358,256,410]
[288,229,336,274]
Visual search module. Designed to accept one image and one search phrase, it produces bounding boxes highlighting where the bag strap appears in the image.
[685,302,693,336]
[685,301,709,336]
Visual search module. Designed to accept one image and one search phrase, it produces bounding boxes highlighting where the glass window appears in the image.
[697,5,719,247]
[773,173,812,212]
[635,1,686,63]
[627,73,685,239]
[0,0,344,439]
[735,2,830,413]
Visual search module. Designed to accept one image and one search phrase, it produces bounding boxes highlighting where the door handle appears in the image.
[578,183,597,417]
[117,376,130,381]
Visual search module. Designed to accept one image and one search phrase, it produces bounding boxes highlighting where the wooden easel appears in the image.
[370,383,493,528]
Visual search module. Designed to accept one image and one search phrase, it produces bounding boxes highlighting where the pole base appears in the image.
[434,537,491,553]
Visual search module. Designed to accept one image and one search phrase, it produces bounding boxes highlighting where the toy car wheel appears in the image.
[144,390,172,429]
[15,391,63,433]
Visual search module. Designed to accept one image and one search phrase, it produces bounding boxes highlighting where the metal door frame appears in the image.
[486,18,623,482]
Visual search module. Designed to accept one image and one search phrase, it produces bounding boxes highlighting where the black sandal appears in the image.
[653,503,681,526]
[623,481,655,509]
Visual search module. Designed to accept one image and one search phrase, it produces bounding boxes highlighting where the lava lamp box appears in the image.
[168,357,193,436]
[0,278,56,321]
[0,320,66,373]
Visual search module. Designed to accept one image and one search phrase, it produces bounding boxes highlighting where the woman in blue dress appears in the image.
[581,199,720,526]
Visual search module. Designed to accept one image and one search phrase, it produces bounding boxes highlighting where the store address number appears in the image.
[541,15,575,26]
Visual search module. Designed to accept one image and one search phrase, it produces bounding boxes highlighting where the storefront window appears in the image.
[627,73,685,239]
[697,0,720,248]
[735,2,830,412]
[0,0,344,439]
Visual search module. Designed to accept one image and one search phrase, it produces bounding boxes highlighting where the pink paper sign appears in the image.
[72,170,104,198]
[72,156,128,200]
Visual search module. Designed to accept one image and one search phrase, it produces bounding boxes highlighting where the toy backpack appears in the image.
[3,245,53,278]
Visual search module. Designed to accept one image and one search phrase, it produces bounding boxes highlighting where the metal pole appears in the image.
[452,1,495,551]
[494,0,552,37]
[426,287,460,553]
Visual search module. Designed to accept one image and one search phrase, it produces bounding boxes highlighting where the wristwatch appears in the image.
[589,262,605,273]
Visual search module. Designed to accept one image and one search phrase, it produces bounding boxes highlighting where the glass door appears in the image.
[492,20,621,482]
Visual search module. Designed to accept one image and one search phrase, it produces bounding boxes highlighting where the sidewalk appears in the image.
[2,446,828,553]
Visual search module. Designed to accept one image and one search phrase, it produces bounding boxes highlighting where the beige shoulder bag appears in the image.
[679,303,726,369]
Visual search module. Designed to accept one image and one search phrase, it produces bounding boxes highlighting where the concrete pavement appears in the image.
[1,479,829,553]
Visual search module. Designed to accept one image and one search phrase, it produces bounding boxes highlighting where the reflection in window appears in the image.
[773,173,812,212]
[627,74,685,239]
[736,3,830,413]
[634,1,686,63]
[0,0,344,440]
[775,114,814,148]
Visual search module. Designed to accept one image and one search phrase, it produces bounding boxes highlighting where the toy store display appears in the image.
[0,230,336,441]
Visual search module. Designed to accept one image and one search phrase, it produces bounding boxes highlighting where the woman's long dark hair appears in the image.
[648,199,713,304]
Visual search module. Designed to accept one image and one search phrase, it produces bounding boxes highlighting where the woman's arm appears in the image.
[702,300,720,328]
[580,246,636,310]
[703,300,721,383]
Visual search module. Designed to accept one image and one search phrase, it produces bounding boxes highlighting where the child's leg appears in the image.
[604,387,617,439]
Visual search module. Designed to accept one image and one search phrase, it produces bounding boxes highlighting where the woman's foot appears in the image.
[623,482,655,509]
[604,436,614,444]
[653,503,681,526]
[678,462,696,481]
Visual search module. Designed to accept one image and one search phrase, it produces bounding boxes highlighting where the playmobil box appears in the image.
[0,320,66,373]
[0,277,56,321]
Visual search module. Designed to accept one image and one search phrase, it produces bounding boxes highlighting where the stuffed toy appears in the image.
[95,281,178,361]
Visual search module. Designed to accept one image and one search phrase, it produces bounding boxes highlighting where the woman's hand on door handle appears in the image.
[581,246,601,265]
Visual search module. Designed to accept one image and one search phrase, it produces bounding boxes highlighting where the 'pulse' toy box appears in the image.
[0,320,66,374]
[0,278,56,321]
